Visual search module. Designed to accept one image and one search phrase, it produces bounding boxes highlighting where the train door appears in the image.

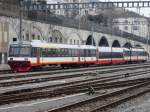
[96,49,99,64]
[129,48,132,62]
[79,49,85,64]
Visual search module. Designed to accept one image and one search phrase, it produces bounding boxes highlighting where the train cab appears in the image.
[7,41,32,72]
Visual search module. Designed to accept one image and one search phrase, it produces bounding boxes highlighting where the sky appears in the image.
[47,0,150,17]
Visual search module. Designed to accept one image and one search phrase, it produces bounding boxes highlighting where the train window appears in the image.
[59,49,64,57]
[88,50,91,57]
[64,49,69,57]
[51,49,57,57]
[42,48,45,57]
[47,49,52,57]
[57,49,60,57]
[85,49,88,57]
[9,46,31,57]
[91,50,96,57]
[72,49,78,57]
[9,46,19,57]
[60,49,65,57]
[80,49,84,57]
[99,52,111,59]
[69,49,72,57]
[31,47,37,57]
[111,52,123,58]
[124,51,130,56]
[131,51,138,56]
[72,49,75,57]
[19,46,31,57]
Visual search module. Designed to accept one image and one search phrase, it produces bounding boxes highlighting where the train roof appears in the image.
[98,47,111,52]
[112,47,124,52]
[10,40,96,49]
[98,47,124,52]
[31,40,96,49]
[9,41,31,46]
[131,48,145,51]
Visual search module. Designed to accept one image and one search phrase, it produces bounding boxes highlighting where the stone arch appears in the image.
[112,40,121,47]
[67,32,82,45]
[123,42,132,48]
[51,30,64,43]
[99,36,109,47]
[30,24,44,40]
[86,35,96,46]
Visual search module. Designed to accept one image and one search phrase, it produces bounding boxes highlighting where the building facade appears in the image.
[113,16,150,38]
[0,19,9,64]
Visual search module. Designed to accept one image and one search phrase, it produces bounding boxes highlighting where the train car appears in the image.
[98,47,112,65]
[131,48,148,62]
[8,41,32,72]
[8,40,81,71]
[7,40,97,71]
[111,47,125,64]
[79,45,97,65]
[98,47,125,65]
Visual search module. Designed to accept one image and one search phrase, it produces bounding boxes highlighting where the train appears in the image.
[7,40,149,72]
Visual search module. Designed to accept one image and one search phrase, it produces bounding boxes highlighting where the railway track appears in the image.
[48,81,150,112]
[0,68,150,105]
[0,62,149,79]
[0,63,150,87]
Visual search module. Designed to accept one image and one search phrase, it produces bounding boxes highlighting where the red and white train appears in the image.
[7,40,148,72]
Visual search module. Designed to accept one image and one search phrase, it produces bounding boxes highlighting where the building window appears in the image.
[114,26,119,30]
[77,40,79,45]
[74,40,76,44]
[26,33,29,40]
[55,37,58,43]
[60,38,62,43]
[37,35,40,40]
[124,20,128,24]
[22,35,24,40]
[70,39,72,44]
[134,20,139,25]
[13,37,17,42]
[124,26,128,30]
[113,20,118,25]
[132,26,138,30]
[32,34,35,40]
[48,37,52,42]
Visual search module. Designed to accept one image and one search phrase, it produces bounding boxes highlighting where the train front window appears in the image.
[9,46,19,56]
[9,46,31,57]
[20,47,31,56]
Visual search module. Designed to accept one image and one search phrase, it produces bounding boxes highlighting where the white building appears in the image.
[113,12,150,38]
[48,0,99,17]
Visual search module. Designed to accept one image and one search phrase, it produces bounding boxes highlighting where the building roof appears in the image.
[112,9,146,19]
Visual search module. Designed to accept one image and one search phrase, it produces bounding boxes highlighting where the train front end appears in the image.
[7,42,32,72]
